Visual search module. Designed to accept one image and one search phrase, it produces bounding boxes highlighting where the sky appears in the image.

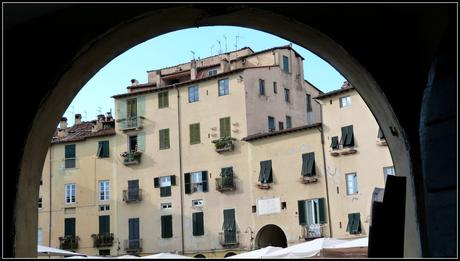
[63,26,346,125]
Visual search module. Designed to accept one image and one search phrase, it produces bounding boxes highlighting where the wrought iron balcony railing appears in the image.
[216,176,236,192]
[212,137,236,153]
[122,189,142,203]
[118,116,144,131]
[219,231,239,247]
[59,235,80,250]
[303,224,327,239]
[121,151,142,165]
[124,238,143,253]
[91,233,114,248]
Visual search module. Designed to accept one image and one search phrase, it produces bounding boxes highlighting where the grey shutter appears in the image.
[116,99,127,120]
[137,96,145,117]
[202,171,208,192]
[99,215,110,234]
[128,218,139,240]
[65,144,75,158]
[184,173,191,194]
[170,175,176,186]
[306,200,314,225]
[330,136,339,150]
[193,212,204,236]
[128,180,139,199]
[97,142,103,157]
[161,215,173,238]
[220,117,231,138]
[160,129,170,149]
[298,200,307,225]
[318,198,326,224]
[222,209,235,231]
[259,160,272,183]
[160,186,171,197]
[301,153,315,176]
[346,213,353,232]
[137,132,145,152]
[351,213,361,234]
[65,218,76,236]
[154,178,159,188]
[341,125,354,147]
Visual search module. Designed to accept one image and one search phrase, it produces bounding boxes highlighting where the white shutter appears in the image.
[137,132,146,152]
[137,96,145,117]
[116,99,127,120]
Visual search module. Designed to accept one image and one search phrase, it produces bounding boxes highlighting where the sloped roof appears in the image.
[51,121,115,144]
[242,123,322,142]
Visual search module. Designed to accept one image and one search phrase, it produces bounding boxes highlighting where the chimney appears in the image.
[190,59,197,80]
[74,114,82,125]
[92,114,105,132]
[341,81,351,89]
[59,117,68,129]
[131,79,139,86]
[220,56,230,73]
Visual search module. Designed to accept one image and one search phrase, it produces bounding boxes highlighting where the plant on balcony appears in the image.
[121,151,142,164]
[212,136,236,152]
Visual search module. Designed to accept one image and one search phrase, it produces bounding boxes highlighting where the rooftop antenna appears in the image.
[234,34,241,51]
[83,110,87,121]
[217,40,222,54]
[223,35,227,53]
[210,45,214,56]
[190,50,195,60]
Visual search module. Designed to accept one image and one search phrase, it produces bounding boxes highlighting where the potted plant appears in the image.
[212,136,236,152]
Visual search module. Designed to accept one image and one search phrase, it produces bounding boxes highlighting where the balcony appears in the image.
[219,231,239,247]
[91,233,114,248]
[59,235,80,250]
[303,224,327,240]
[124,239,142,253]
[340,147,358,155]
[300,176,319,184]
[122,189,142,203]
[121,151,142,166]
[118,116,144,131]
[216,176,236,192]
[212,137,236,153]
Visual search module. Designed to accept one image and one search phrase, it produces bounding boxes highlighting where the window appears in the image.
[128,135,138,152]
[259,79,265,95]
[301,152,316,177]
[383,166,395,183]
[218,79,229,96]
[37,228,43,245]
[192,212,204,236]
[378,128,385,140]
[99,215,110,235]
[346,173,358,195]
[99,205,110,211]
[284,88,290,103]
[161,215,173,238]
[278,121,284,130]
[222,209,237,244]
[128,218,140,248]
[190,123,201,144]
[286,116,292,129]
[126,98,137,118]
[64,144,76,168]
[64,218,76,237]
[306,94,312,112]
[220,117,231,138]
[346,213,362,234]
[340,125,355,148]
[282,55,289,73]
[159,129,170,150]
[184,171,208,194]
[161,203,172,210]
[208,69,218,76]
[188,86,199,103]
[38,197,43,209]
[252,205,257,213]
[330,136,339,150]
[158,91,169,108]
[281,202,287,209]
[192,199,204,207]
[65,183,76,204]
[268,116,275,131]
[127,180,139,201]
[339,96,352,108]
[298,198,326,225]
[258,160,273,184]
[97,140,110,158]
[273,82,277,93]
[99,180,110,201]
[154,175,176,197]
[99,249,110,256]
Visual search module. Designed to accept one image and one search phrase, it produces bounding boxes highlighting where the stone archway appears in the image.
[255,224,288,249]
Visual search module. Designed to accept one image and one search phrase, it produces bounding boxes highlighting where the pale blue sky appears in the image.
[64,26,345,125]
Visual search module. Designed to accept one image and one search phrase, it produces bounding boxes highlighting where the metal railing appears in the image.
[118,116,143,131]
[216,176,235,192]
[59,235,80,250]
[303,224,327,239]
[121,151,142,165]
[122,189,142,203]
[124,238,143,252]
[219,231,239,247]
[91,233,114,248]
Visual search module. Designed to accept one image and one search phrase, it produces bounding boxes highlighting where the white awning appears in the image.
[37,245,87,257]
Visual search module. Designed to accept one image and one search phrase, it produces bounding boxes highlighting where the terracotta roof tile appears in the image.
[51,121,115,144]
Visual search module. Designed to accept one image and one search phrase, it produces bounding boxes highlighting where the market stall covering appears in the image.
[226,246,283,259]
[37,245,87,257]
[116,255,141,258]
[140,253,192,259]
[322,237,368,258]
[262,238,348,258]
[65,255,105,258]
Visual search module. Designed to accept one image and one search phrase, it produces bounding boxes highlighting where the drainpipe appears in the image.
[175,85,185,254]
[316,100,333,238]
[48,146,52,247]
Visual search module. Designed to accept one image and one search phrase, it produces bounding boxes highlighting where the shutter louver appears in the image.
[65,218,76,237]
[99,215,110,234]
[318,198,326,224]
[170,175,176,186]
[137,96,145,117]
[154,178,159,188]
[116,99,127,120]
[137,133,145,152]
[184,173,191,194]
[298,201,307,225]
[202,171,208,192]
[301,152,315,176]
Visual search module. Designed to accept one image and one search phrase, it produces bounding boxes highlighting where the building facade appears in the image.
[38,45,393,258]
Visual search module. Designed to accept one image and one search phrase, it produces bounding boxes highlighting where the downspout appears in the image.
[316,100,333,238]
[175,85,185,254]
[48,146,52,247]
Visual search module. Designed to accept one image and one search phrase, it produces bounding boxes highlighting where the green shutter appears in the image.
[99,215,110,234]
[301,153,315,176]
[98,141,109,158]
[127,98,137,118]
[190,123,200,144]
[159,92,169,108]
[137,133,145,152]
[318,198,326,224]
[160,129,170,150]
[298,201,307,225]
[202,171,208,192]
[351,213,361,234]
[160,186,171,197]
[331,136,339,150]
[220,117,231,138]
[184,173,191,194]
[346,213,353,232]
[193,212,204,236]
[259,160,272,183]
[65,218,76,236]
[161,215,173,238]
[137,96,145,117]
[222,209,235,231]
[116,99,127,120]
[170,175,176,186]
[341,125,354,147]
[65,144,75,158]
[154,178,159,188]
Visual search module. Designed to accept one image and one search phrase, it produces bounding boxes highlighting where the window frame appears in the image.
[159,128,170,150]
[286,116,292,129]
[208,69,218,76]
[189,123,201,145]
[65,183,76,204]
[98,180,110,201]
[191,172,204,193]
[218,78,229,96]
[268,116,276,131]
[188,85,199,103]
[284,88,290,103]
[345,172,358,195]
[158,91,169,109]
[38,197,43,209]
[259,79,265,95]
[64,144,76,169]
[339,96,352,108]
[282,55,289,73]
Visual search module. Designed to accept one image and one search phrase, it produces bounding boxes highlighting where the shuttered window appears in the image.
[268,117,275,131]
[192,212,204,236]
[184,173,191,194]
[346,213,361,234]
[64,218,76,236]
[65,144,76,168]
[158,91,169,108]
[258,160,273,184]
[284,88,290,103]
[159,129,170,150]
[188,86,199,103]
[97,141,109,158]
[340,125,355,148]
[286,116,292,129]
[346,173,358,195]
[98,180,110,201]
[259,79,265,95]
[218,79,229,96]
[330,136,339,150]
[99,215,110,235]
[128,218,140,248]
[301,152,316,177]
[190,123,201,144]
[282,55,289,73]
[220,117,231,138]
[126,98,137,118]
[222,209,236,244]
[154,176,174,197]
[128,180,139,200]
[161,215,173,238]
[298,198,326,225]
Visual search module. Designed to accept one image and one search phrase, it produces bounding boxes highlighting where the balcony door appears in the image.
[128,218,139,249]
[128,180,139,200]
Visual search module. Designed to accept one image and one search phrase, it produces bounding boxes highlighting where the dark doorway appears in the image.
[255,224,287,249]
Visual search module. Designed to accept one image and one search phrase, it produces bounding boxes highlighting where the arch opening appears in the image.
[255,224,287,249]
